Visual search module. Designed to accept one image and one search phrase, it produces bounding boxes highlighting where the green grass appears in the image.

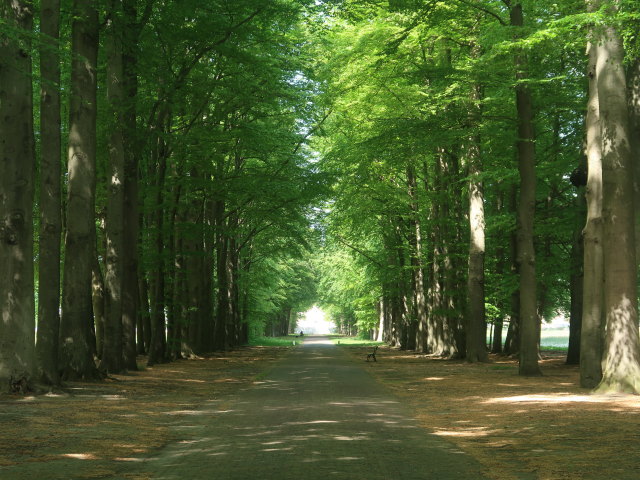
[247,336,301,347]
[487,327,570,352]
[330,336,384,347]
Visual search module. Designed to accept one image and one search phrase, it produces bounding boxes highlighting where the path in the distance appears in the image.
[128,337,486,479]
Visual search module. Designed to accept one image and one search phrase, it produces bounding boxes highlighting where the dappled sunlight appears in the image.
[484,393,640,406]
[433,427,495,438]
[16,396,36,402]
[352,346,640,480]
[61,453,99,460]
[164,409,218,416]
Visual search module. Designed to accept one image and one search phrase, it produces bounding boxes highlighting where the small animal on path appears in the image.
[366,345,378,362]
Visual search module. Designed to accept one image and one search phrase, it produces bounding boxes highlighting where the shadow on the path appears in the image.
[125,337,486,480]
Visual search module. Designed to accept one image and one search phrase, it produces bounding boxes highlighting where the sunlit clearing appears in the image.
[298,306,335,334]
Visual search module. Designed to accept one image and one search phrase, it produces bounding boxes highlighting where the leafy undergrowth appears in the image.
[0,346,290,479]
[346,345,640,480]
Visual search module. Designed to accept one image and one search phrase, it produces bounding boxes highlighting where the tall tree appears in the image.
[59,0,102,380]
[0,0,36,392]
[581,0,604,387]
[101,0,126,373]
[466,81,488,363]
[595,0,640,393]
[509,1,541,376]
[36,0,62,385]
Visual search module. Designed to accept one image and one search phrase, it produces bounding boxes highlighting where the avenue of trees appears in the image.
[2,0,640,395]
[313,0,640,393]
[1,0,322,388]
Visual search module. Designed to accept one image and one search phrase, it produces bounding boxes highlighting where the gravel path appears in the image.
[126,337,487,479]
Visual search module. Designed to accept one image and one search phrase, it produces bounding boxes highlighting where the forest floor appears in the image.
[348,345,640,480]
[0,343,639,479]
[0,347,290,479]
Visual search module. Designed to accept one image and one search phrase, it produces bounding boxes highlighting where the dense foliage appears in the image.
[1,0,640,392]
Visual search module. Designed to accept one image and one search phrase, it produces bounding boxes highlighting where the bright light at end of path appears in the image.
[298,306,335,335]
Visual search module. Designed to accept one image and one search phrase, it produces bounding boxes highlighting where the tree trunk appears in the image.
[214,199,230,351]
[121,0,142,370]
[466,83,488,363]
[101,0,126,374]
[595,12,640,393]
[581,5,605,388]
[567,166,586,365]
[407,162,427,352]
[60,0,102,380]
[92,248,105,359]
[147,107,170,366]
[139,274,151,353]
[492,190,507,354]
[510,2,541,376]
[628,58,640,286]
[504,184,520,356]
[0,0,36,392]
[36,0,62,386]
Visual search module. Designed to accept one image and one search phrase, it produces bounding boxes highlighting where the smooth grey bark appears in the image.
[465,82,488,363]
[92,246,105,359]
[121,0,144,370]
[430,149,465,358]
[214,197,230,351]
[491,190,507,354]
[581,17,604,386]
[59,0,101,380]
[101,0,126,373]
[595,11,640,394]
[147,107,170,366]
[567,164,586,365]
[406,162,427,353]
[0,0,36,392]
[509,2,541,376]
[36,0,62,386]
[628,58,640,265]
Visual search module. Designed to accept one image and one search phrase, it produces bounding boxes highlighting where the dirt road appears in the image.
[126,336,486,479]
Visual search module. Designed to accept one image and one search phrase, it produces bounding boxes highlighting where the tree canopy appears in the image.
[1,0,640,393]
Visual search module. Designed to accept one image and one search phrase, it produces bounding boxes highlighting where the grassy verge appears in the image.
[330,336,384,347]
[246,336,301,347]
